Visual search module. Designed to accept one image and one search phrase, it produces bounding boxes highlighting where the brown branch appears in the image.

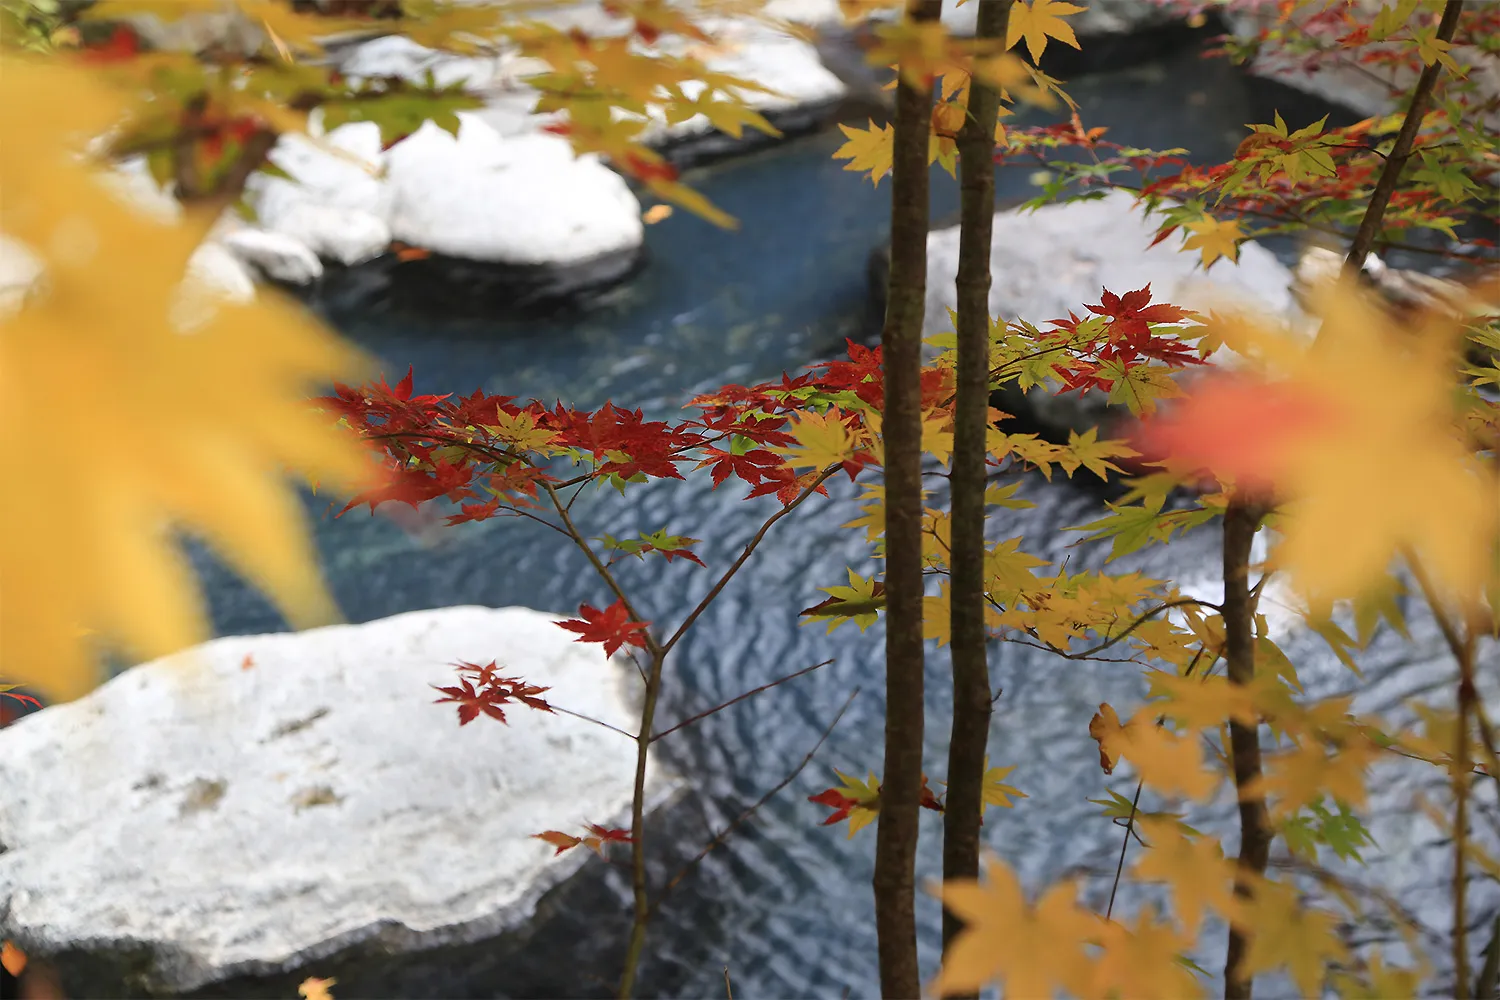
[647,686,861,917]
[1343,0,1466,275]
[660,465,839,656]
[651,659,833,743]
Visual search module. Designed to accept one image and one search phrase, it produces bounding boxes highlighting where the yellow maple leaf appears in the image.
[298,977,337,1000]
[1088,906,1200,999]
[0,59,381,702]
[1132,817,1241,934]
[1088,704,1218,800]
[1233,877,1349,996]
[931,855,1097,997]
[831,767,882,837]
[1164,280,1500,608]
[981,759,1026,810]
[1181,214,1242,268]
[1006,0,1084,63]
[775,408,858,471]
[832,120,894,187]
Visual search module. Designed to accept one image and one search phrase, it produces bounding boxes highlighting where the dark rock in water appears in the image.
[277,244,647,319]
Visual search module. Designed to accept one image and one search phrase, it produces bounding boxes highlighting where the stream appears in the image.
[188,41,1492,999]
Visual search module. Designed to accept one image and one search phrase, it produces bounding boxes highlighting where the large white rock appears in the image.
[0,606,661,993]
[272,203,391,267]
[923,190,1296,345]
[220,227,325,284]
[247,121,393,235]
[385,113,643,265]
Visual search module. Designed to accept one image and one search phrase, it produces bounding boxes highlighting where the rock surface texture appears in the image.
[0,606,662,997]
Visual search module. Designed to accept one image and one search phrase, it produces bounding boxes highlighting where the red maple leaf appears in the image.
[1134,373,1338,493]
[431,661,552,726]
[696,446,782,488]
[558,599,651,658]
[1087,285,1193,348]
[808,787,860,826]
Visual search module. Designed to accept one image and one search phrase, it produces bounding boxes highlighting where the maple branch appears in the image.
[989,596,1221,662]
[1344,0,1465,275]
[549,703,638,741]
[541,481,661,657]
[650,658,833,743]
[647,685,860,917]
[659,465,839,657]
[1104,779,1144,921]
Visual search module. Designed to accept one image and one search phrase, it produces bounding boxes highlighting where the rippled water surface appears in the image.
[193,44,1489,999]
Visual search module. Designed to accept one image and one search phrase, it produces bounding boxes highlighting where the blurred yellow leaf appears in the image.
[931,855,1097,997]
[0,59,382,702]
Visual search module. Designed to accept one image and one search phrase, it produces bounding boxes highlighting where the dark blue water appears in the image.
[189,45,1482,999]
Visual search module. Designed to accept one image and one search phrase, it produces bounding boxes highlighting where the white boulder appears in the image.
[272,203,391,267]
[0,605,662,993]
[385,113,643,265]
[939,0,1178,36]
[220,227,325,284]
[923,190,1296,346]
[247,121,392,234]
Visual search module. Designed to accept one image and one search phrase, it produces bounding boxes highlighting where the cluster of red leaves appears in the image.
[533,823,633,858]
[431,660,553,726]
[319,352,892,525]
[558,599,652,659]
[1041,285,1206,395]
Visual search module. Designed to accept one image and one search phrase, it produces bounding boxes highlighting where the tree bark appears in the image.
[942,0,1012,967]
[874,0,941,996]
[1343,0,1464,276]
[1222,498,1269,1000]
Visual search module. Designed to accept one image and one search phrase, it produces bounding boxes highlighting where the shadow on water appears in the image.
[165,40,1494,1000]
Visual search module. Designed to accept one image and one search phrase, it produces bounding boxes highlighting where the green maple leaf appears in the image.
[799,569,886,633]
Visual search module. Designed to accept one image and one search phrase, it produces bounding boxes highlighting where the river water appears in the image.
[189,43,1490,1000]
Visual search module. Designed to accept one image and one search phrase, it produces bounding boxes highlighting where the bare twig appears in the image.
[651,660,833,743]
[649,686,861,914]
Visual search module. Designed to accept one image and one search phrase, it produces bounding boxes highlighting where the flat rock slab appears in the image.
[0,606,662,996]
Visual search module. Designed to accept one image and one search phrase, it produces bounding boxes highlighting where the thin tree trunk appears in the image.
[1343,0,1464,275]
[943,0,1012,965]
[875,0,941,995]
[1223,499,1269,999]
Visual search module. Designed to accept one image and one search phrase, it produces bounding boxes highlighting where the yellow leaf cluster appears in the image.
[0,59,381,701]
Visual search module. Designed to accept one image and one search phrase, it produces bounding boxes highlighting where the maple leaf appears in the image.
[981,760,1026,811]
[298,978,337,1000]
[1,940,25,977]
[1088,906,1199,999]
[1181,214,1242,268]
[1232,877,1349,996]
[533,830,583,855]
[0,59,385,703]
[431,661,552,727]
[799,570,886,633]
[932,855,1097,997]
[832,120,894,186]
[1141,280,1500,606]
[558,600,651,658]
[1088,703,1217,800]
[1006,0,1084,63]
[809,768,881,837]
[1132,817,1240,934]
